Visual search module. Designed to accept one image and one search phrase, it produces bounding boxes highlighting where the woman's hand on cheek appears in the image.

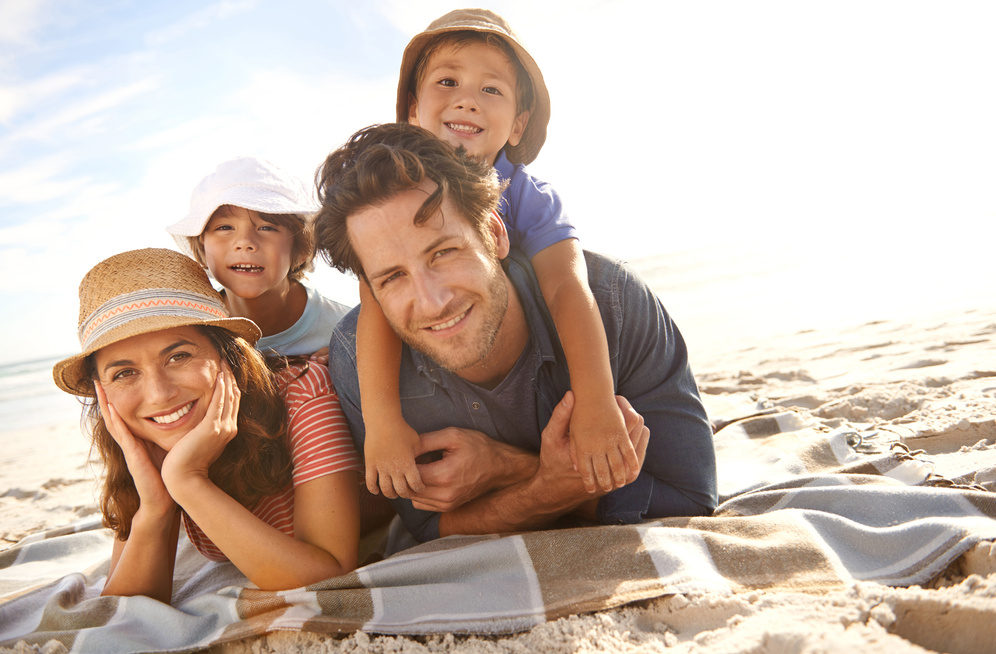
[161,364,240,490]
[95,382,176,517]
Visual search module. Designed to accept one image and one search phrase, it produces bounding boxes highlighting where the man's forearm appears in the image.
[436,460,592,537]
[429,391,645,538]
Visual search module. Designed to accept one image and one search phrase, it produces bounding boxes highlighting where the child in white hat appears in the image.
[356,9,638,501]
[166,156,351,358]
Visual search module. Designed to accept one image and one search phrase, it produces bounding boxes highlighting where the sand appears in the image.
[0,420,99,551]
[2,251,994,654]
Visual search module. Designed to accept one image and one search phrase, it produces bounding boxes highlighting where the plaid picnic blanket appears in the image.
[2,407,995,653]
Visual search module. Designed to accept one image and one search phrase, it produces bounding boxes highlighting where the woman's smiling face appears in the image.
[93,326,221,451]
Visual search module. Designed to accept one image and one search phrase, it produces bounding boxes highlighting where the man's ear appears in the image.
[407,94,421,126]
[506,110,530,147]
[489,210,511,259]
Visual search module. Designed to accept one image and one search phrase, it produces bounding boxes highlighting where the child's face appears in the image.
[408,41,529,165]
[201,205,295,300]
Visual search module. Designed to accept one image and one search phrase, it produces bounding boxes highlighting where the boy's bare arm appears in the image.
[356,282,424,498]
[531,240,639,493]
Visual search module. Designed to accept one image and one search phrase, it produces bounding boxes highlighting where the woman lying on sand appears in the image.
[52,248,362,603]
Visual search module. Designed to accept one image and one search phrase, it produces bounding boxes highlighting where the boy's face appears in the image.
[200,205,295,300]
[408,41,530,165]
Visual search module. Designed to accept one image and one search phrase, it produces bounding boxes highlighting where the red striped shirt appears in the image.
[182,363,361,561]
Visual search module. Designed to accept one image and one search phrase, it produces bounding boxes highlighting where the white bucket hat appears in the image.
[166,156,319,258]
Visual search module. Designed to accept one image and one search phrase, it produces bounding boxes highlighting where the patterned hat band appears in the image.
[79,288,229,350]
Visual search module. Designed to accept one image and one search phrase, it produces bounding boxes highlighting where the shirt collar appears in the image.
[494,150,514,183]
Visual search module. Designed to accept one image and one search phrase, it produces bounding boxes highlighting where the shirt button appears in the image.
[471,402,481,410]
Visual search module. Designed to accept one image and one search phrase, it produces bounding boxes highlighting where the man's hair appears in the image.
[186,210,316,281]
[315,123,503,279]
[410,31,534,116]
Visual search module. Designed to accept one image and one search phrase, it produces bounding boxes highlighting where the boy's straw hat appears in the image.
[396,8,550,165]
[165,156,318,259]
[52,248,261,397]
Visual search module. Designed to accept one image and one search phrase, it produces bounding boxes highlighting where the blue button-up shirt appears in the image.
[329,249,717,542]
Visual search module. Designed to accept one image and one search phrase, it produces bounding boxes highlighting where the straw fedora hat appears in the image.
[395,8,550,165]
[53,248,261,397]
[165,156,319,260]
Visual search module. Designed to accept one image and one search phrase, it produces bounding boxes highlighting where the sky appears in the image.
[1,0,994,365]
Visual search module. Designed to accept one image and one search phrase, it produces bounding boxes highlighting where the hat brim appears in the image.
[396,16,550,165]
[165,188,319,259]
[52,315,261,397]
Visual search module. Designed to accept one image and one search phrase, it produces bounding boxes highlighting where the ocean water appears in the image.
[0,356,84,434]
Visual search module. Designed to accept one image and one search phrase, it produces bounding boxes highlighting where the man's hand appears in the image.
[616,394,650,474]
[533,392,649,514]
[410,427,536,513]
[430,393,651,537]
[412,392,650,537]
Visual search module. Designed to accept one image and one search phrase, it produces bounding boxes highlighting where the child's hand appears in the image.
[309,347,330,366]
[364,421,425,499]
[569,395,640,493]
[95,382,176,517]
[161,364,240,487]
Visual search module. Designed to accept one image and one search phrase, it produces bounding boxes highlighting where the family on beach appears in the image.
[52,9,717,601]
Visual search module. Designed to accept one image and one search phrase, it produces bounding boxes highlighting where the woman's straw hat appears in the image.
[165,156,318,259]
[52,248,261,397]
[395,8,550,165]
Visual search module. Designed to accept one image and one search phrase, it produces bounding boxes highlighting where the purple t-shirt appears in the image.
[494,151,577,258]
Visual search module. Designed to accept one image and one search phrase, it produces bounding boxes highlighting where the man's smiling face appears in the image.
[349,182,513,377]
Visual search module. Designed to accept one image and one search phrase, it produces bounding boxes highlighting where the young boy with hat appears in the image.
[357,8,638,501]
[166,156,351,358]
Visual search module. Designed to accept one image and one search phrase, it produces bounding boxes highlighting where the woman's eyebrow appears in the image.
[100,339,197,375]
[160,339,196,357]
[100,357,134,374]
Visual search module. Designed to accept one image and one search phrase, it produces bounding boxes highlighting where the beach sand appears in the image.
[3,247,994,653]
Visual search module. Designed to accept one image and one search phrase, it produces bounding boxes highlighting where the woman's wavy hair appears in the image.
[82,326,295,540]
[314,123,504,280]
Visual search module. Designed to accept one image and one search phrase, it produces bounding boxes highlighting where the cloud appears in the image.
[145,0,260,46]
[0,67,98,126]
[3,0,995,366]
[0,0,50,45]
[10,77,160,143]
[372,0,604,37]
[229,67,395,157]
[123,115,233,152]
[0,154,92,205]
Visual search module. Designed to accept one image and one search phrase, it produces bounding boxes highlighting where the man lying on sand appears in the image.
[314,123,717,543]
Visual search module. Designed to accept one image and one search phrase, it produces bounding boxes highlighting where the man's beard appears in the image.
[392,257,509,374]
